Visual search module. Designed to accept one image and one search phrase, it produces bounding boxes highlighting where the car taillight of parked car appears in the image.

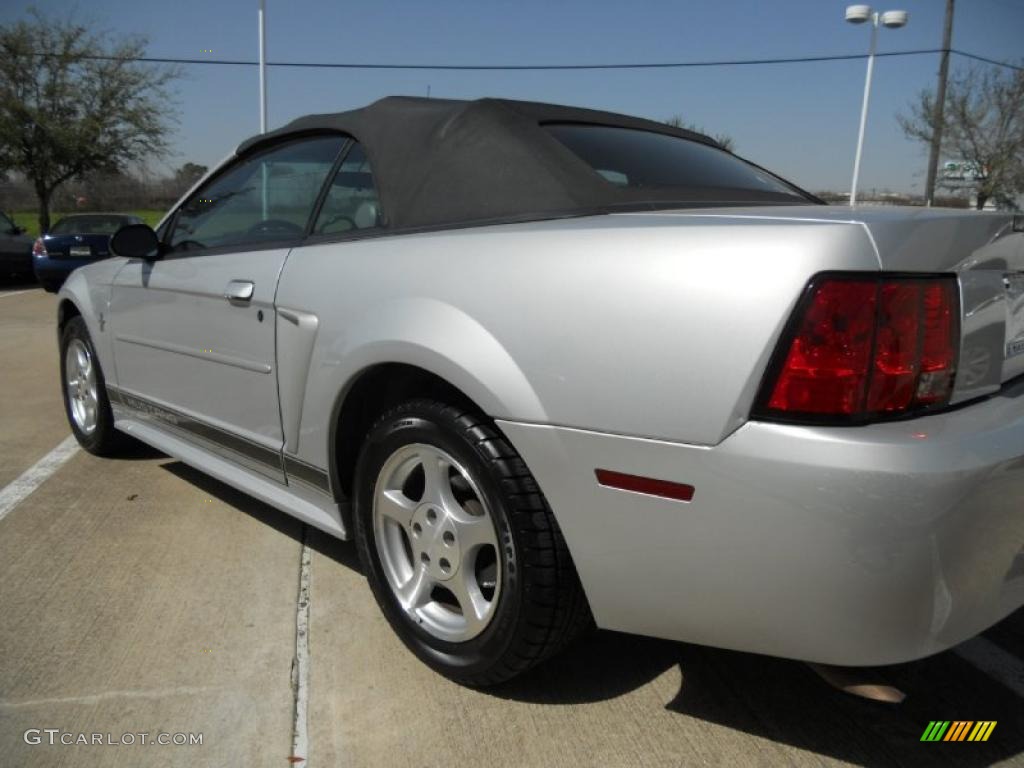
[753,273,959,424]
[32,238,47,257]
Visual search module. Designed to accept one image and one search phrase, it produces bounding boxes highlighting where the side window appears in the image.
[312,143,381,236]
[0,211,13,231]
[169,135,344,254]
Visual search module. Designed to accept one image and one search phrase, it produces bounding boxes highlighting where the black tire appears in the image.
[353,399,592,686]
[60,316,126,455]
[40,279,62,293]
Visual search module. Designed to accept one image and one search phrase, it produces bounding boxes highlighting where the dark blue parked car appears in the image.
[34,213,143,292]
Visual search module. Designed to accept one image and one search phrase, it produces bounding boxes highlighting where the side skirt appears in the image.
[111,406,348,541]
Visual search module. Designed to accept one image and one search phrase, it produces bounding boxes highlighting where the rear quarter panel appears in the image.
[277,212,880,476]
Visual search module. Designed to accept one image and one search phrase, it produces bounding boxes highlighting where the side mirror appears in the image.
[111,223,161,260]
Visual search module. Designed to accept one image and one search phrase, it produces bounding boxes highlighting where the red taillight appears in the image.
[32,238,47,257]
[757,274,959,422]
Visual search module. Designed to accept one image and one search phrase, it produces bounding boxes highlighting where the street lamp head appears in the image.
[880,10,909,28]
[845,5,873,23]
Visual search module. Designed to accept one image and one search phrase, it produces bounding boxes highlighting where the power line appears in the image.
[22,47,1022,72]
[951,49,1024,72]
[27,49,942,70]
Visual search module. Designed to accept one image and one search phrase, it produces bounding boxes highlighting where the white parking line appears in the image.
[0,435,80,523]
[955,637,1024,698]
[289,531,312,765]
[0,289,38,299]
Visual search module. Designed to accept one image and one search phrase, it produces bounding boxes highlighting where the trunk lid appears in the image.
[41,233,112,259]
[842,205,1022,272]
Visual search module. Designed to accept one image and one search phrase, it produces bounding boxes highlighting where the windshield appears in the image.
[50,215,137,235]
[544,123,810,204]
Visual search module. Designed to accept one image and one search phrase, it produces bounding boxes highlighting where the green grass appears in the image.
[10,209,166,238]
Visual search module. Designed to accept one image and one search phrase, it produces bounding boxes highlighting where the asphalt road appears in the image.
[2,283,1023,768]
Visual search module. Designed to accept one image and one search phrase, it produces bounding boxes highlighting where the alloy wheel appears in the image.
[65,338,99,435]
[372,443,501,643]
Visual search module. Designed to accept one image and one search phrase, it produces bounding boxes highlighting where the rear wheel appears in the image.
[60,316,125,455]
[353,399,591,686]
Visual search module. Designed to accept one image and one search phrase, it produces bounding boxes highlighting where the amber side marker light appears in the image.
[595,469,695,502]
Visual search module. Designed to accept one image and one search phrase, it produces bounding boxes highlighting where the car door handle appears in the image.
[224,280,255,303]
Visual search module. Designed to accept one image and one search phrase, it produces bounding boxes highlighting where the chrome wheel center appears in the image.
[373,443,502,643]
[65,338,99,435]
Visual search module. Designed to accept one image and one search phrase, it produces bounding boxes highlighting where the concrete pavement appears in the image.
[0,288,72,488]
[1,284,1023,767]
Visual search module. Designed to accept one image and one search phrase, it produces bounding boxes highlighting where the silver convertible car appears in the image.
[58,96,1024,685]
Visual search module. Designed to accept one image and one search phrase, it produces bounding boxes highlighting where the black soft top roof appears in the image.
[237,96,808,231]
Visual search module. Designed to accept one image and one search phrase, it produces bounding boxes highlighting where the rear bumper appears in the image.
[497,381,1024,666]
[33,255,98,283]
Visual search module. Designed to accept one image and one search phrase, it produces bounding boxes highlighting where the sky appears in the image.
[2,0,1022,194]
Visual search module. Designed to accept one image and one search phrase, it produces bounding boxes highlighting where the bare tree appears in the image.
[0,11,180,232]
[663,115,736,152]
[174,162,209,190]
[899,65,1024,210]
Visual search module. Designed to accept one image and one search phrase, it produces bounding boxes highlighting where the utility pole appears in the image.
[924,0,954,207]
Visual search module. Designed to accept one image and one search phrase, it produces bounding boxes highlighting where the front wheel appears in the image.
[60,316,126,455]
[353,399,591,686]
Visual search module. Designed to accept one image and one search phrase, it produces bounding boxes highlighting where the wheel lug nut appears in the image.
[412,522,422,536]
[439,557,451,573]
[426,509,437,524]
[420,552,430,564]
[442,531,455,546]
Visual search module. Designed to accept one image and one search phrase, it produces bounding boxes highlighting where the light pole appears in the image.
[258,0,268,134]
[845,5,908,206]
[258,0,268,217]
